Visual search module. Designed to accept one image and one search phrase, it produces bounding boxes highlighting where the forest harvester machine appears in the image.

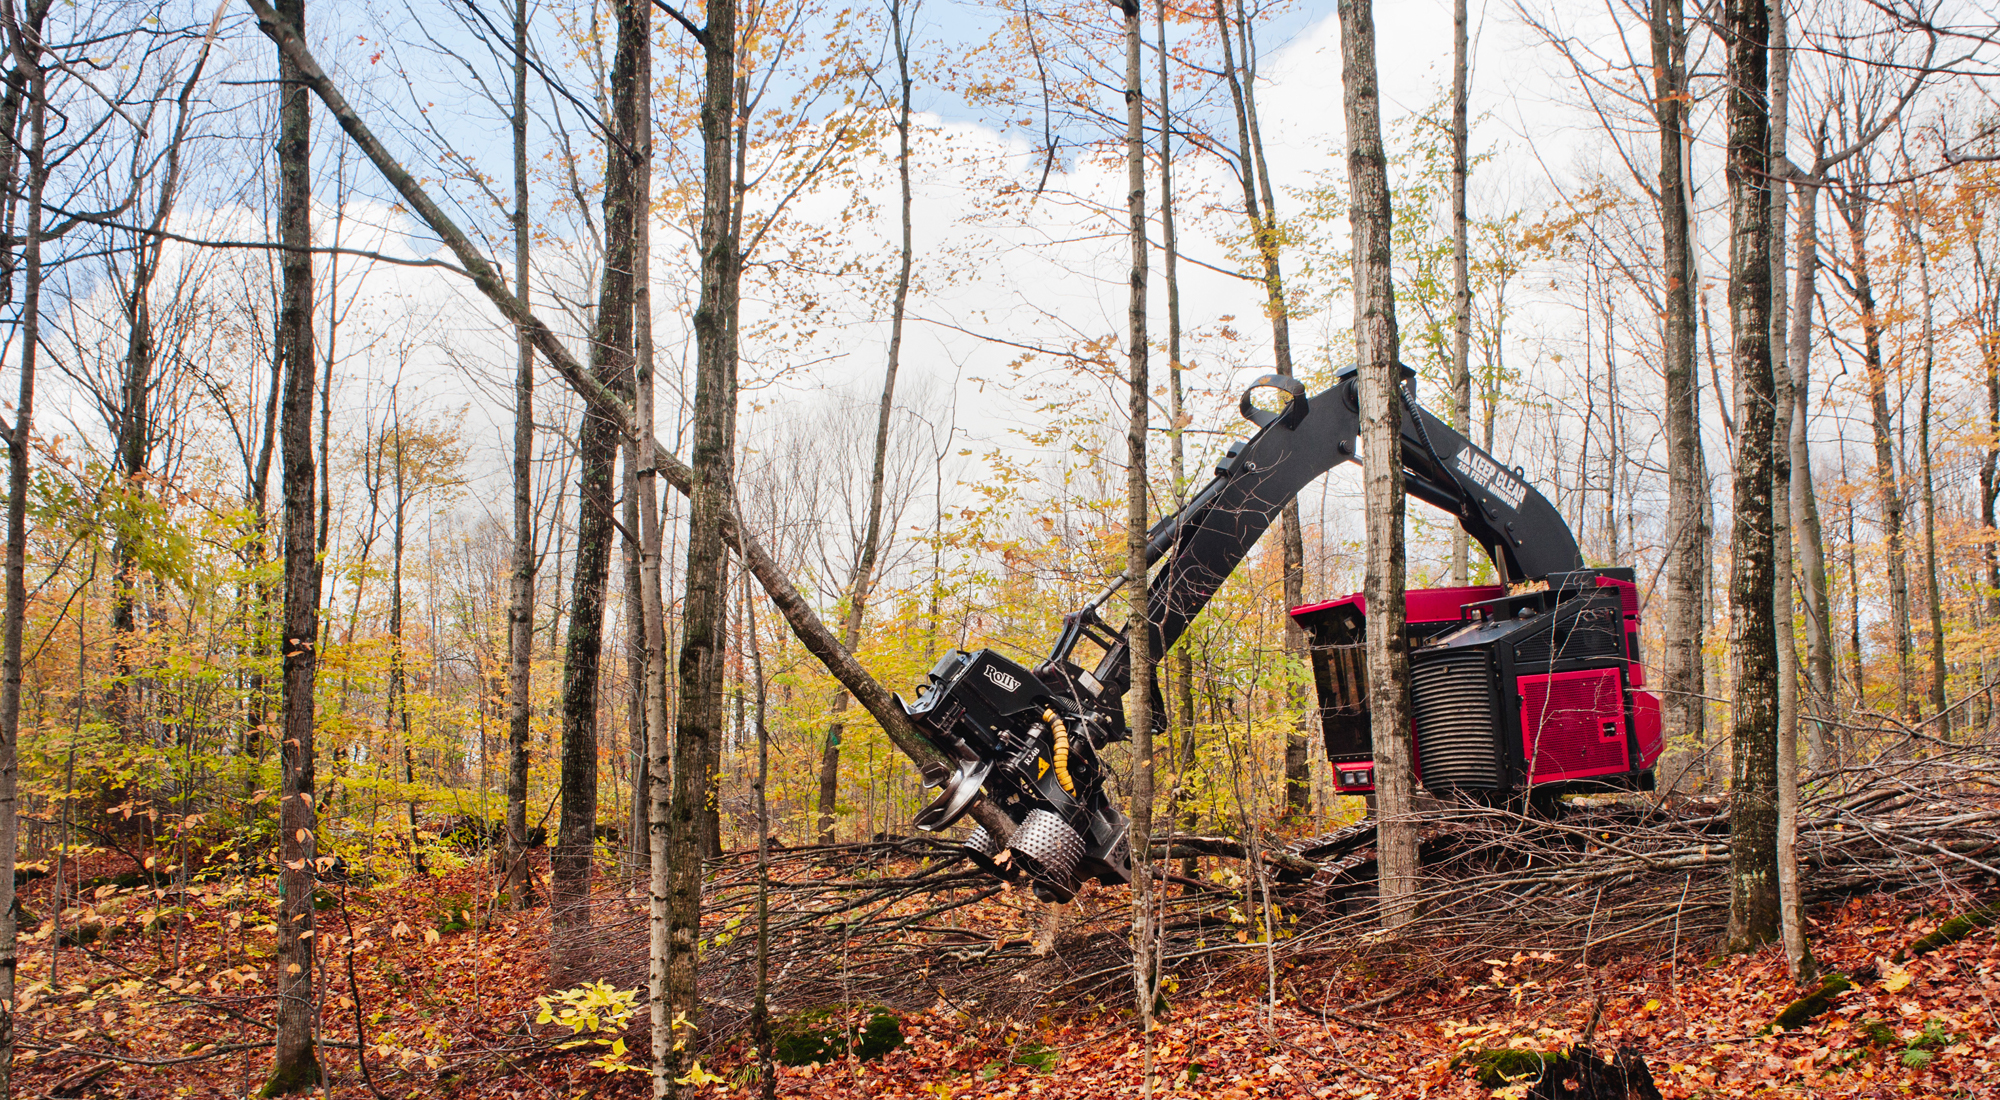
[895,367,1664,902]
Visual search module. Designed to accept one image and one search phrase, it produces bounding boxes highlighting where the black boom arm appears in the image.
[901,364,1581,901]
[1041,364,1582,713]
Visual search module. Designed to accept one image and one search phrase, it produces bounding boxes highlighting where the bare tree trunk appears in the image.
[1977,238,2000,732]
[816,0,918,844]
[1158,0,1197,843]
[1339,0,1416,931]
[1448,0,1471,587]
[1767,3,1814,983]
[625,445,648,865]
[1836,182,1912,715]
[261,0,323,1082]
[0,8,46,1085]
[387,409,426,873]
[1118,0,1157,1065]
[1787,153,1833,766]
[1723,0,1780,955]
[1909,203,1948,728]
[669,0,738,1079]
[554,0,647,979]
[1654,0,1705,758]
[1213,0,1308,815]
[505,0,537,910]
[744,583,774,1100]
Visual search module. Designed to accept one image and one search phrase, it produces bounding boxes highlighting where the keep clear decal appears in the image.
[1454,448,1528,510]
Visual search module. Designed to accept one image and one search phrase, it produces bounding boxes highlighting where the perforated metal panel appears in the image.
[1519,668,1630,782]
[1410,648,1502,788]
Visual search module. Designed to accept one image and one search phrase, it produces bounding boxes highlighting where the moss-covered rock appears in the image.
[1904,903,2000,960]
[770,1005,903,1066]
[1454,1047,1567,1089]
[1769,973,1853,1032]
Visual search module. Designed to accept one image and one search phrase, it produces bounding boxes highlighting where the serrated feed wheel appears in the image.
[1008,809,1083,885]
[963,824,1006,860]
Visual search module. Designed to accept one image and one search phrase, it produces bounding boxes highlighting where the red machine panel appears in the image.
[1519,668,1630,783]
[1633,689,1663,769]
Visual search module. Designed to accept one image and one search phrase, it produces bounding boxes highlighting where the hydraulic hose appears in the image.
[1043,709,1077,796]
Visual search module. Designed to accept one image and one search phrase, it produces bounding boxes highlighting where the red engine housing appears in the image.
[1291,570,1662,798]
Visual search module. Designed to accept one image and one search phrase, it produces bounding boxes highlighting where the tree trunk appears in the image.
[1213,0,1309,815]
[1339,0,1416,931]
[0,12,47,1086]
[670,0,738,1078]
[506,0,536,910]
[1909,204,1948,728]
[263,0,323,1082]
[1118,0,1157,1055]
[1978,237,1999,733]
[1654,0,1705,761]
[1158,0,1198,845]
[1723,0,1779,955]
[554,0,646,979]
[1787,153,1833,767]
[1448,0,1471,587]
[1767,4,1814,983]
[1837,183,1912,716]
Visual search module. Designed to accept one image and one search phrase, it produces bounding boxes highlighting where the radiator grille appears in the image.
[1510,594,1625,671]
[1410,648,1502,788]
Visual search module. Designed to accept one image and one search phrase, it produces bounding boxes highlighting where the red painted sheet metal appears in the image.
[1633,689,1663,769]
[1290,584,1503,624]
[1519,668,1631,783]
[1595,575,1640,617]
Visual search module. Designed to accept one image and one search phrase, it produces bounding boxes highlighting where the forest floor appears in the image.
[10,842,1999,1100]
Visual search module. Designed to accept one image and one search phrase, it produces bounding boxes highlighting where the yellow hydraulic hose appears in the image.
[1043,709,1077,796]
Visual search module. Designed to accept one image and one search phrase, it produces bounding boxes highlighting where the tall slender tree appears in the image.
[669,0,740,1078]
[259,0,324,1086]
[1448,0,1472,587]
[505,0,536,910]
[0,3,50,1087]
[1723,0,1780,954]
[552,0,646,979]
[1116,0,1157,1057]
[1654,0,1706,763]
[1339,0,1417,931]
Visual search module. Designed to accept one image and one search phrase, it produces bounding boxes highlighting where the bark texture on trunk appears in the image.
[506,0,536,910]
[265,0,323,1083]
[1118,0,1157,1046]
[1723,0,1780,955]
[0,9,47,1086]
[1448,0,1471,588]
[1837,183,1913,715]
[553,0,647,979]
[670,0,739,1077]
[1910,207,1948,727]
[1767,3,1814,983]
[1654,0,1706,761]
[1338,0,1417,931]
[1788,154,1833,765]
[1158,0,1197,838]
